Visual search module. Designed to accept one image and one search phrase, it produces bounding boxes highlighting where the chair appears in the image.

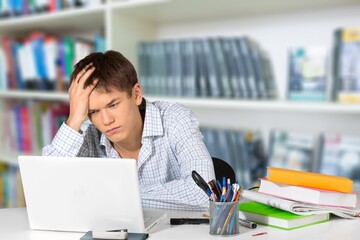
[212,157,236,183]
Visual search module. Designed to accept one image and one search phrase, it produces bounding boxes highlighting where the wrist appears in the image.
[65,117,83,132]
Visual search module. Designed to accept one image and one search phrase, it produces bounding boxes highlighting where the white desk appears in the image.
[1,208,360,240]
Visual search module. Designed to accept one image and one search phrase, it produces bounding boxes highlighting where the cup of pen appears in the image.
[209,199,240,236]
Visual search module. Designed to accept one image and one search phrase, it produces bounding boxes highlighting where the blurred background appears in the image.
[1,0,360,208]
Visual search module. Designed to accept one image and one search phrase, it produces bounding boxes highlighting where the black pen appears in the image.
[239,218,257,229]
[170,218,210,225]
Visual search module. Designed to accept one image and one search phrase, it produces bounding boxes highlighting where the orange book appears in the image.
[266,167,353,193]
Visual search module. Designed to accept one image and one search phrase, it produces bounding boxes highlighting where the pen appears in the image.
[216,180,222,193]
[252,232,267,237]
[208,179,221,200]
[170,218,209,225]
[220,177,227,202]
[239,218,257,229]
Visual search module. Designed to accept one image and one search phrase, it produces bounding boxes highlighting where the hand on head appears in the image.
[66,63,98,132]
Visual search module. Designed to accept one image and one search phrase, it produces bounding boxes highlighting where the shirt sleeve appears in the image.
[42,122,87,157]
[140,104,215,211]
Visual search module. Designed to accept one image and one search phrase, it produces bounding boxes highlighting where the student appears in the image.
[42,50,215,211]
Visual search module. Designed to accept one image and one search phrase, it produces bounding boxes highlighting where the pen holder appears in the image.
[209,200,239,236]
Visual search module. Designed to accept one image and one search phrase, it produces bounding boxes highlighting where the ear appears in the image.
[133,83,143,105]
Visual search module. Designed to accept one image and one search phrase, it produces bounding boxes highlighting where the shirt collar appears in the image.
[142,99,164,138]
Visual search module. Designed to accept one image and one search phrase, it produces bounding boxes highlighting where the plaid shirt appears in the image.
[43,99,215,211]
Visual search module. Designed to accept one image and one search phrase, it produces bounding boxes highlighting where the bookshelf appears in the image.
[1,0,360,206]
[1,0,360,157]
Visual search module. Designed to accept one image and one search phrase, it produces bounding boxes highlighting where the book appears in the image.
[287,46,328,101]
[194,39,210,97]
[229,38,248,98]
[249,39,267,99]
[260,49,278,99]
[222,38,241,98]
[0,47,8,89]
[239,201,330,230]
[266,166,353,193]
[229,131,252,189]
[333,26,360,103]
[242,190,360,219]
[203,38,221,97]
[212,37,232,98]
[258,178,357,208]
[183,40,196,97]
[318,133,360,188]
[268,130,316,172]
[238,37,258,99]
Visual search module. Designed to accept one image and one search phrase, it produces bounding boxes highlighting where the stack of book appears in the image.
[0,31,105,92]
[239,167,359,230]
[138,36,277,99]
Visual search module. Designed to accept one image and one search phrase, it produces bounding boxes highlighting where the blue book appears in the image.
[31,34,49,90]
[12,42,26,89]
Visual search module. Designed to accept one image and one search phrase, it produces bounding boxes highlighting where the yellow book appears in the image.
[266,167,353,193]
[338,93,360,103]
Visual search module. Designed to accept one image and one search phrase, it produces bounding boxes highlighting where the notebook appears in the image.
[18,155,167,233]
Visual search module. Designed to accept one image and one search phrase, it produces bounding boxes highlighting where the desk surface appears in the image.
[1,208,360,240]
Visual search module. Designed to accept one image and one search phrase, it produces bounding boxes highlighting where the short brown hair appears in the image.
[70,50,138,97]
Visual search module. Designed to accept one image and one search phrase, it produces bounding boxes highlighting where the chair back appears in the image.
[212,157,236,183]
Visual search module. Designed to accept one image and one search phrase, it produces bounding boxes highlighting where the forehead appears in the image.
[88,88,128,108]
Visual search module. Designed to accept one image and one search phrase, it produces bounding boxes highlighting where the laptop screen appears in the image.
[18,156,148,233]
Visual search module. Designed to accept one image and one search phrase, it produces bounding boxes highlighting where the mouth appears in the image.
[105,127,120,135]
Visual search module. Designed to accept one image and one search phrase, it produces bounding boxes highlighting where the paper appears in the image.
[242,190,360,219]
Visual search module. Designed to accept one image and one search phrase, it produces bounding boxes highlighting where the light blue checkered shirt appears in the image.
[42,99,215,211]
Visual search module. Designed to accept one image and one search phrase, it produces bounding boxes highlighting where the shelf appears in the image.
[1,153,18,166]
[111,0,360,24]
[0,6,106,34]
[0,90,68,102]
[150,96,360,114]
[1,90,359,114]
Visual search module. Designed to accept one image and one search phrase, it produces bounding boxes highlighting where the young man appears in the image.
[42,50,215,211]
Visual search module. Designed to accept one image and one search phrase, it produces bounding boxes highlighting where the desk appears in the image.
[1,208,360,240]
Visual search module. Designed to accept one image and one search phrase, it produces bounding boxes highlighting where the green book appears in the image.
[239,202,330,230]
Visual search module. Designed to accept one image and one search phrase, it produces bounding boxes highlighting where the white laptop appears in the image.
[18,155,166,233]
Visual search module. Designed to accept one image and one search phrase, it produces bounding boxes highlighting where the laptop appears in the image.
[18,155,167,233]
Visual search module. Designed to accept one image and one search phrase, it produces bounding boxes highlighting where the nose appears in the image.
[101,109,115,126]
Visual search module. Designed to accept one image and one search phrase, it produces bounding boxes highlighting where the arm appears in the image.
[140,105,215,211]
[42,64,97,156]
[42,121,89,156]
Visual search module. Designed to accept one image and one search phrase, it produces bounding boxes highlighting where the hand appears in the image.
[66,64,98,132]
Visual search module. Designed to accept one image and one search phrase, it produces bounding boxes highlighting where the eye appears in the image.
[88,110,98,115]
[109,102,119,108]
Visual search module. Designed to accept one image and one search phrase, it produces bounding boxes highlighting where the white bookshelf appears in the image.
[1,90,360,114]
[1,0,360,165]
